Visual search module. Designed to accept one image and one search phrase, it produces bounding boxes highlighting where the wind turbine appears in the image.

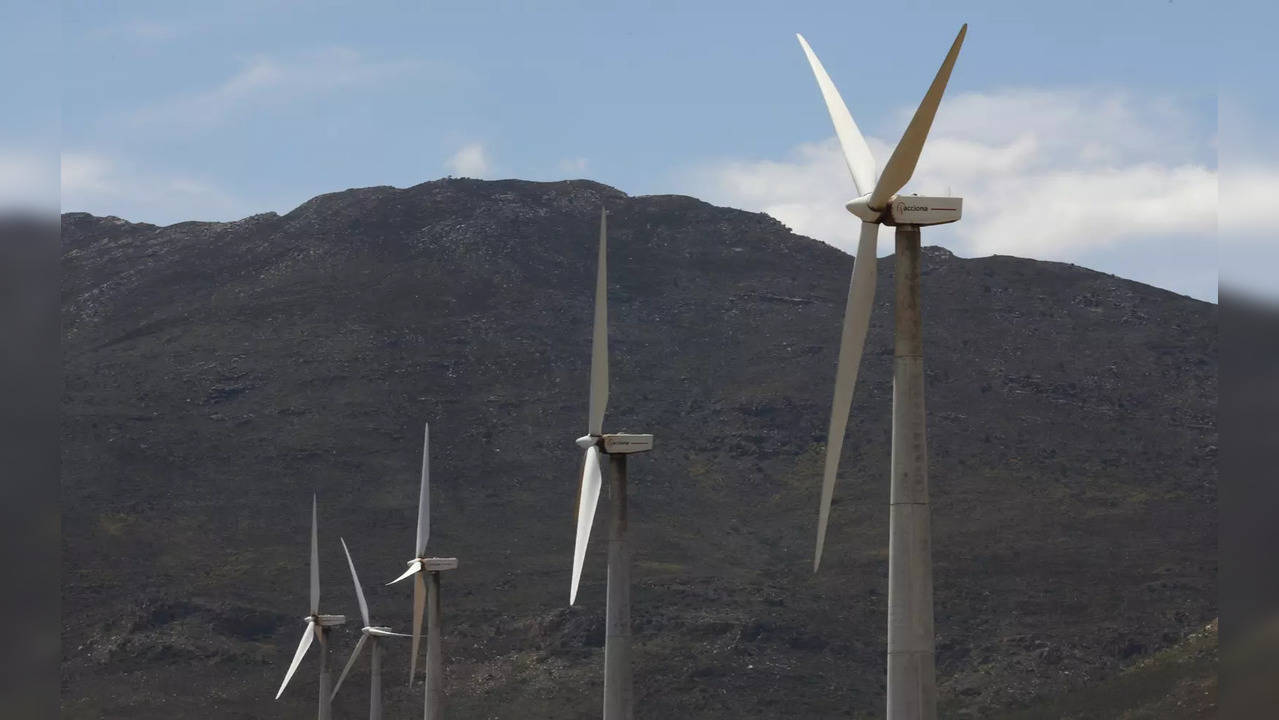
[570,207,653,720]
[387,422,457,720]
[796,24,967,720]
[331,538,411,720]
[275,495,347,720]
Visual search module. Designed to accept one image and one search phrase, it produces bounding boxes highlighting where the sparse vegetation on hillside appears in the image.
[61,179,1215,718]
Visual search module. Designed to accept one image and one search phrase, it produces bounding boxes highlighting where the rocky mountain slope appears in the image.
[60,178,1216,718]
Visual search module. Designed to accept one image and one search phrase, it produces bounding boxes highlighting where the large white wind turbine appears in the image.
[275,495,347,720]
[797,24,967,720]
[386,422,457,720]
[570,208,653,720]
[331,538,411,720]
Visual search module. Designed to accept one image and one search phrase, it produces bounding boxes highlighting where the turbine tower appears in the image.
[331,538,412,720]
[570,208,653,720]
[796,24,967,720]
[275,495,347,720]
[387,422,458,720]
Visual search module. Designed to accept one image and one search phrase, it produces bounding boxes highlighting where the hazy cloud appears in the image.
[1221,165,1279,243]
[61,151,254,224]
[123,47,419,132]
[0,150,59,212]
[445,143,491,178]
[558,157,589,176]
[1219,94,1279,301]
[101,20,178,41]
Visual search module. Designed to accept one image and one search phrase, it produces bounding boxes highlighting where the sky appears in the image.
[8,1,1278,302]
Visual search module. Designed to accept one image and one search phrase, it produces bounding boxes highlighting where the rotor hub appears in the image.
[845,194,886,223]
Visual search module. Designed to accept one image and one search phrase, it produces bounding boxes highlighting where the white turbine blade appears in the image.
[310,495,320,615]
[416,422,430,557]
[869,24,967,209]
[330,633,369,701]
[796,33,877,196]
[339,538,370,627]
[409,571,426,685]
[387,559,422,585]
[815,221,879,571]
[569,446,603,605]
[587,208,609,436]
[275,620,316,700]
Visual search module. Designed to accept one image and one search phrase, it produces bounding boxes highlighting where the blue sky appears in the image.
[10,1,1270,301]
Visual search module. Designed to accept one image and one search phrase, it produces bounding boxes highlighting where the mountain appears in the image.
[60,178,1216,719]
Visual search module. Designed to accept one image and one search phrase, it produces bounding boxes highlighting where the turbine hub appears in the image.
[845,194,885,223]
[576,434,600,449]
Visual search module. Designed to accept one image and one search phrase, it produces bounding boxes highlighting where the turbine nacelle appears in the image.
[601,433,654,454]
[307,613,346,628]
[845,193,963,227]
[576,433,654,454]
[390,555,458,581]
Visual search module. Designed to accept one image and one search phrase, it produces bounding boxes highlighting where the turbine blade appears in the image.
[330,633,368,701]
[310,495,320,615]
[869,24,967,209]
[795,33,877,196]
[588,208,609,436]
[387,559,422,585]
[275,620,316,700]
[409,571,426,685]
[815,221,879,571]
[340,538,370,627]
[570,446,603,605]
[416,422,430,557]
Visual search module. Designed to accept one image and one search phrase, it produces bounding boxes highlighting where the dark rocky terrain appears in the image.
[60,178,1216,718]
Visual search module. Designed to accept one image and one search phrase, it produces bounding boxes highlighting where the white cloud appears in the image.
[0,150,59,212]
[1221,165,1279,243]
[959,164,1215,256]
[681,87,1219,299]
[684,139,851,246]
[1219,97,1279,243]
[1219,164,1279,301]
[61,151,254,224]
[1216,95,1279,301]
[123,47,418,131]
[445,143,491,178]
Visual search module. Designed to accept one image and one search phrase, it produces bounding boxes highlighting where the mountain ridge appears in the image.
[61,177,1214,307]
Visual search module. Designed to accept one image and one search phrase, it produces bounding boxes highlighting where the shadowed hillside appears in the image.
[60,178,1216,718]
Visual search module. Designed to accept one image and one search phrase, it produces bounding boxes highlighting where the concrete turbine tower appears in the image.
[331,538,412,720]
[569,208,654,720]
[796,24,968,720]
[387,423,458,720]
[275,495,347,720]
